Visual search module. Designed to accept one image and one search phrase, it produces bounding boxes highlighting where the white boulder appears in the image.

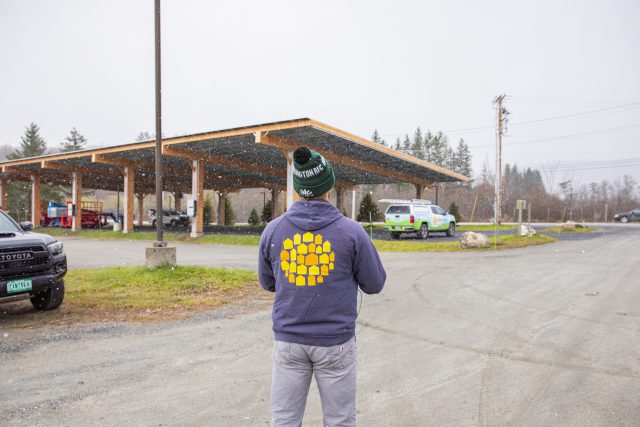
[519,224,536,237]
[459,231,489,249]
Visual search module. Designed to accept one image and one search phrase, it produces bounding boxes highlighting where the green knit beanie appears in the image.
[292,147,335,198]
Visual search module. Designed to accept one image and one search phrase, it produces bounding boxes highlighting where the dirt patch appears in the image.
[0,284,273,328]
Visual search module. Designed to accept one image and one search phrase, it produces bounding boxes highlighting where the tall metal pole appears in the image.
[153,0,165,246]
[493,94,507,225]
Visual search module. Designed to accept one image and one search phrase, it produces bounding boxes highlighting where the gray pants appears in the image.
[271,337,357,427]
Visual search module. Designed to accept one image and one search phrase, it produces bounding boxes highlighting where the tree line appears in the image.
[369,127,639,222]
[4,123,88,221]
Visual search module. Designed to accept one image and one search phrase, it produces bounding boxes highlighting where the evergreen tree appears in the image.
[203,195,213,225]
[371,129,386,147]
[248,208,260,226]
[428,132,450,166]
[453,138,472,178]
[401,134,411,153]
[135,131,154,142]
[6,124,63,222]
[224,196,236,225]
[8,123,46,159]
[394,137,401,151]
[448,202,462,222]
[261,200,273,223]
[357,192,381,222]
[60,127,87,152]
[410,127,425,159]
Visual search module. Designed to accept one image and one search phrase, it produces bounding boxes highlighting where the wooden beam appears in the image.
[2,166,34,179]
[163,144,284,178]
[256,132,434,187]
[92,154,137,169]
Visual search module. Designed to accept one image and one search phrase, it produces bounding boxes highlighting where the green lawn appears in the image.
[61,266,261,322]
[457,224,517,231]
[42,228,261,246]
[41,227,554,253]
[372,234,555,252]
[542,226,596,233]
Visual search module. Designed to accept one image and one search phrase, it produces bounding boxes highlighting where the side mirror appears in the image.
[20,221,34,231]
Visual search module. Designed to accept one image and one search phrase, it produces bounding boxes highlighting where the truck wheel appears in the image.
[446,223,456,237]
[391,232,400,239]
[418,223,429,239]
[620,216,629,223]
[30,280,65,310]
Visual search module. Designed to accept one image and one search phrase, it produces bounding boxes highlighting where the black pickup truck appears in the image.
[0,210,67,310]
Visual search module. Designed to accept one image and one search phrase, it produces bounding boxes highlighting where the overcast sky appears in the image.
[1,0,639,188]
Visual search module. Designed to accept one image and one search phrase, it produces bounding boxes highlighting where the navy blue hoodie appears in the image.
[259,199,386,346]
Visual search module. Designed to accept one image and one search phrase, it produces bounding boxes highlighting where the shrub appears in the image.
[261,200,273,223]
[448,202,462,223]
[224,196,236,226]
[248,208,260,226]
[357,193,381,222]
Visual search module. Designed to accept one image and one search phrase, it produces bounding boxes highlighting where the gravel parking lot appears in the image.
[1,224,639,426]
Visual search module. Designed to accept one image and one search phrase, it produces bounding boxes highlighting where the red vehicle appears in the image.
[59,208,107,228]
[41,201,108,229]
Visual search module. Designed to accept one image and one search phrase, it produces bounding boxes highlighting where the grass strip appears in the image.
[457,224,517,231]
[65,266,258,310]
[41,227,553,253]
[373,234,555,252]
[2,266,268,325]
[541,226,595,233]
[42,228,261,246]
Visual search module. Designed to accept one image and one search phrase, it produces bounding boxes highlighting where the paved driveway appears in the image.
[1,227,639,426]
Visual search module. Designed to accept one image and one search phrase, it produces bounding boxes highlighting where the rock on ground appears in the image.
[563,221,587,231]
[519,224,537,237]
[459,231,489,249]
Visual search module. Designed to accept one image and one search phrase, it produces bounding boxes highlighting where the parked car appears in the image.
[149,209,183,227]
[0,210,67,310]
[382,199,456,239]
[613,208,640,223]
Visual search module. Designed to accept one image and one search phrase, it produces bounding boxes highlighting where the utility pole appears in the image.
[153,0,165,246]
[493,94,509,224]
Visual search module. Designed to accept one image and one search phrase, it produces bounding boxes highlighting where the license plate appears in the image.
[7,278,32,294]
[394,226,401,230]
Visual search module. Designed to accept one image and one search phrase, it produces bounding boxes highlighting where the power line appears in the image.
[508,102,640,128]
[507,123,640,145]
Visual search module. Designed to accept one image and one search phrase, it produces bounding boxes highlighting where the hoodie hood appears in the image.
[284,199,343,231]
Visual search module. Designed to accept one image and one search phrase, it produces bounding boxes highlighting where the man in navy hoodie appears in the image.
[259,146,386,426]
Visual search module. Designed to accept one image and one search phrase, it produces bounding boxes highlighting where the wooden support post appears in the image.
[174,192,183,211]
[415,184,423,199]
[31,174,41,227]
[351,189,356,220]
[71,172,82,232]
[0,177,7,211]
[271,189,280,218]
[137,194,145,226]
[285,151,294,209]
[191,159,204,237]
[123,166,135,233]
[217,191,226,226]
[336,187,345,213]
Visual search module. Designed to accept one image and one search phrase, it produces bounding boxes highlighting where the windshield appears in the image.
[387,205,410,214]
[0,211,23,233]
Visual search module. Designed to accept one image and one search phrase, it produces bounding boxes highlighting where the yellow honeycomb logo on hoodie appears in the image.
[280,232,335,286]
